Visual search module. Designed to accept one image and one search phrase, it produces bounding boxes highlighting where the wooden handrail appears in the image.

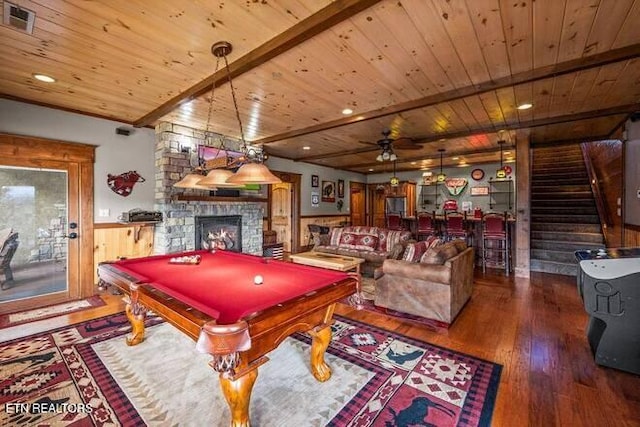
[580,143,613,228]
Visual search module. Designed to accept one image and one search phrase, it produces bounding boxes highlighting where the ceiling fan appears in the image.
[367,129,422,150]
[366,129,422,162]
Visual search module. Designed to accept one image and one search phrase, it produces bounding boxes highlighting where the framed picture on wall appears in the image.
[321,180,336,202]
[337,179,345,198]
[311,174,319,188]
[470,186,489,196]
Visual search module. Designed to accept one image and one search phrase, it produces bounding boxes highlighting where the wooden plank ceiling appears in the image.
[1,0,639,174]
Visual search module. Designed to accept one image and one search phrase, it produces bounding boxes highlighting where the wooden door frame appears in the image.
[0,134,95,314]
[267,171,301,253]
[349,181,366,226]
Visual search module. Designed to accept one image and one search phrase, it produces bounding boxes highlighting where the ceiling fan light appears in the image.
[225,162,282,185]
[376,154,383,162]
[382,151,390,160]
[390,153,397,161]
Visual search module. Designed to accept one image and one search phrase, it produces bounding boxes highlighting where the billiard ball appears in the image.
[254,275,263,285]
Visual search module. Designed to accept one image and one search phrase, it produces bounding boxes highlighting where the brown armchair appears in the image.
[374,240,474,324]
[0,228,19,289]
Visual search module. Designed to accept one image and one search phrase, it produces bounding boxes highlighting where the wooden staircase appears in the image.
[530,144,605,276]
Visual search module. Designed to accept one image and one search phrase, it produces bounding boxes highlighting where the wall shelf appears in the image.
[488,179,513,210]
[419,182,443,210]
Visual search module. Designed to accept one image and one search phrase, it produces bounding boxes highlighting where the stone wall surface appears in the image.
[153,122,264,255]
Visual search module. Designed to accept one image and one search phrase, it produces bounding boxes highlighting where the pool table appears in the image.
[97,250,358,427]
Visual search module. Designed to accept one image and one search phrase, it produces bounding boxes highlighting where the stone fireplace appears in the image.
[196,215,242,251]
[152,123,266,255]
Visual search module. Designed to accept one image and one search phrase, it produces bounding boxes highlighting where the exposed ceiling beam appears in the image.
[289,104,639,163]
[342,146,512,170]
[254,43,640,145]
[295,145,379,161]
[133,0,383,127]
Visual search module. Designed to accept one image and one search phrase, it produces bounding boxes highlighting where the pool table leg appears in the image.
[219,367,258,427]
[125,287,147,346]
[309,303,335,382]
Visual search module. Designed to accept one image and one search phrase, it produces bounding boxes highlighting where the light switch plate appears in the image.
[99,208,110,217]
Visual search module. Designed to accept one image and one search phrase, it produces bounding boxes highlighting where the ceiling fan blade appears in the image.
[393,137,422,150]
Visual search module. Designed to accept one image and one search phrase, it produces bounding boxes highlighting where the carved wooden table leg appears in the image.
[310,324,332,381]
[310,302,336,382]
[219,367,258,427]
[125,285,146,346]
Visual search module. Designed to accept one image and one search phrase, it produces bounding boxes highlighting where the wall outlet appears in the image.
[99,208,110,217]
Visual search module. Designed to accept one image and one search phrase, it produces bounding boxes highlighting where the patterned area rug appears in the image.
[0,296,106,328]
[0,313,501,426]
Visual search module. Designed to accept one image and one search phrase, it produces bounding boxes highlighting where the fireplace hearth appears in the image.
[195,215,242,252]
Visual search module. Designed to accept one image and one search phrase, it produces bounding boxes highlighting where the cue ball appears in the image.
[254,275,264,285]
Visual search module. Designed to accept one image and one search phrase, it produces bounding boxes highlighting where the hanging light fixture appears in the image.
[496,139,506,179]
[173,172,215,190]
[390,160,399,187]
[436,148,446,182]
[205,41,281,185]
[173,41,280,189]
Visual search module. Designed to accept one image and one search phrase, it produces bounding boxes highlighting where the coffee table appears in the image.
[289,251,365,307]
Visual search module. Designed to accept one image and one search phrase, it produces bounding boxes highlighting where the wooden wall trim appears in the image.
[625,223,640,231]
[0,133,95,163]
[301,214,351,219]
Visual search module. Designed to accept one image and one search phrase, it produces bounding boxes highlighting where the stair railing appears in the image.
[580,143,612,228]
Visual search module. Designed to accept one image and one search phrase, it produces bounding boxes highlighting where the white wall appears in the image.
[265,156,366,216]
[367,162,517,214]
[0,99,156,222]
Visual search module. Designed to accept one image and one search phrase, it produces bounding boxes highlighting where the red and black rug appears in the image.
[0,313,501,426]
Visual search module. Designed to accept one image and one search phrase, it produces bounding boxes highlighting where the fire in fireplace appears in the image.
[195,215,242,252]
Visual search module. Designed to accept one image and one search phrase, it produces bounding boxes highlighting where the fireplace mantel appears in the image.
[173,195,268,203]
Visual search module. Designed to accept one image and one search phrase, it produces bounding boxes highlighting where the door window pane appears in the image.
[0,166,68,302]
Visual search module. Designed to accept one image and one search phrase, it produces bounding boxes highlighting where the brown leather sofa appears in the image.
[374,240,474,324]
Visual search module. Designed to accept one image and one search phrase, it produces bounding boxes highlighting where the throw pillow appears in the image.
[451,239,467,253]
[339,232,378,252]
[420,247,446,265]
[439,242,459,260]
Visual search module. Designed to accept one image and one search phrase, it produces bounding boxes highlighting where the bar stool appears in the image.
[386,213,404,231]
[416,211,437,241]
[444,211,470,245]
[481,212,510,274]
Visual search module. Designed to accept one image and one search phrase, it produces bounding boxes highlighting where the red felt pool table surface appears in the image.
[110,250,351,324]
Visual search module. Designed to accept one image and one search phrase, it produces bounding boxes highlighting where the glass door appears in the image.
[0,165,76,306]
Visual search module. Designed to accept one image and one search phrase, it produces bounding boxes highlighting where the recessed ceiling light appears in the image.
[368,168,374,172]
[33,74,55,83]
[517,103,533,110]
[452,157,459,160]
[504,151,511,155]
[342,108,353,115]
[302,146,310,150]
[410,162,417,165]
[439,138,447,142]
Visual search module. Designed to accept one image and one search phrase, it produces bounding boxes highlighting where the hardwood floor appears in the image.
[4,269,639,426]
